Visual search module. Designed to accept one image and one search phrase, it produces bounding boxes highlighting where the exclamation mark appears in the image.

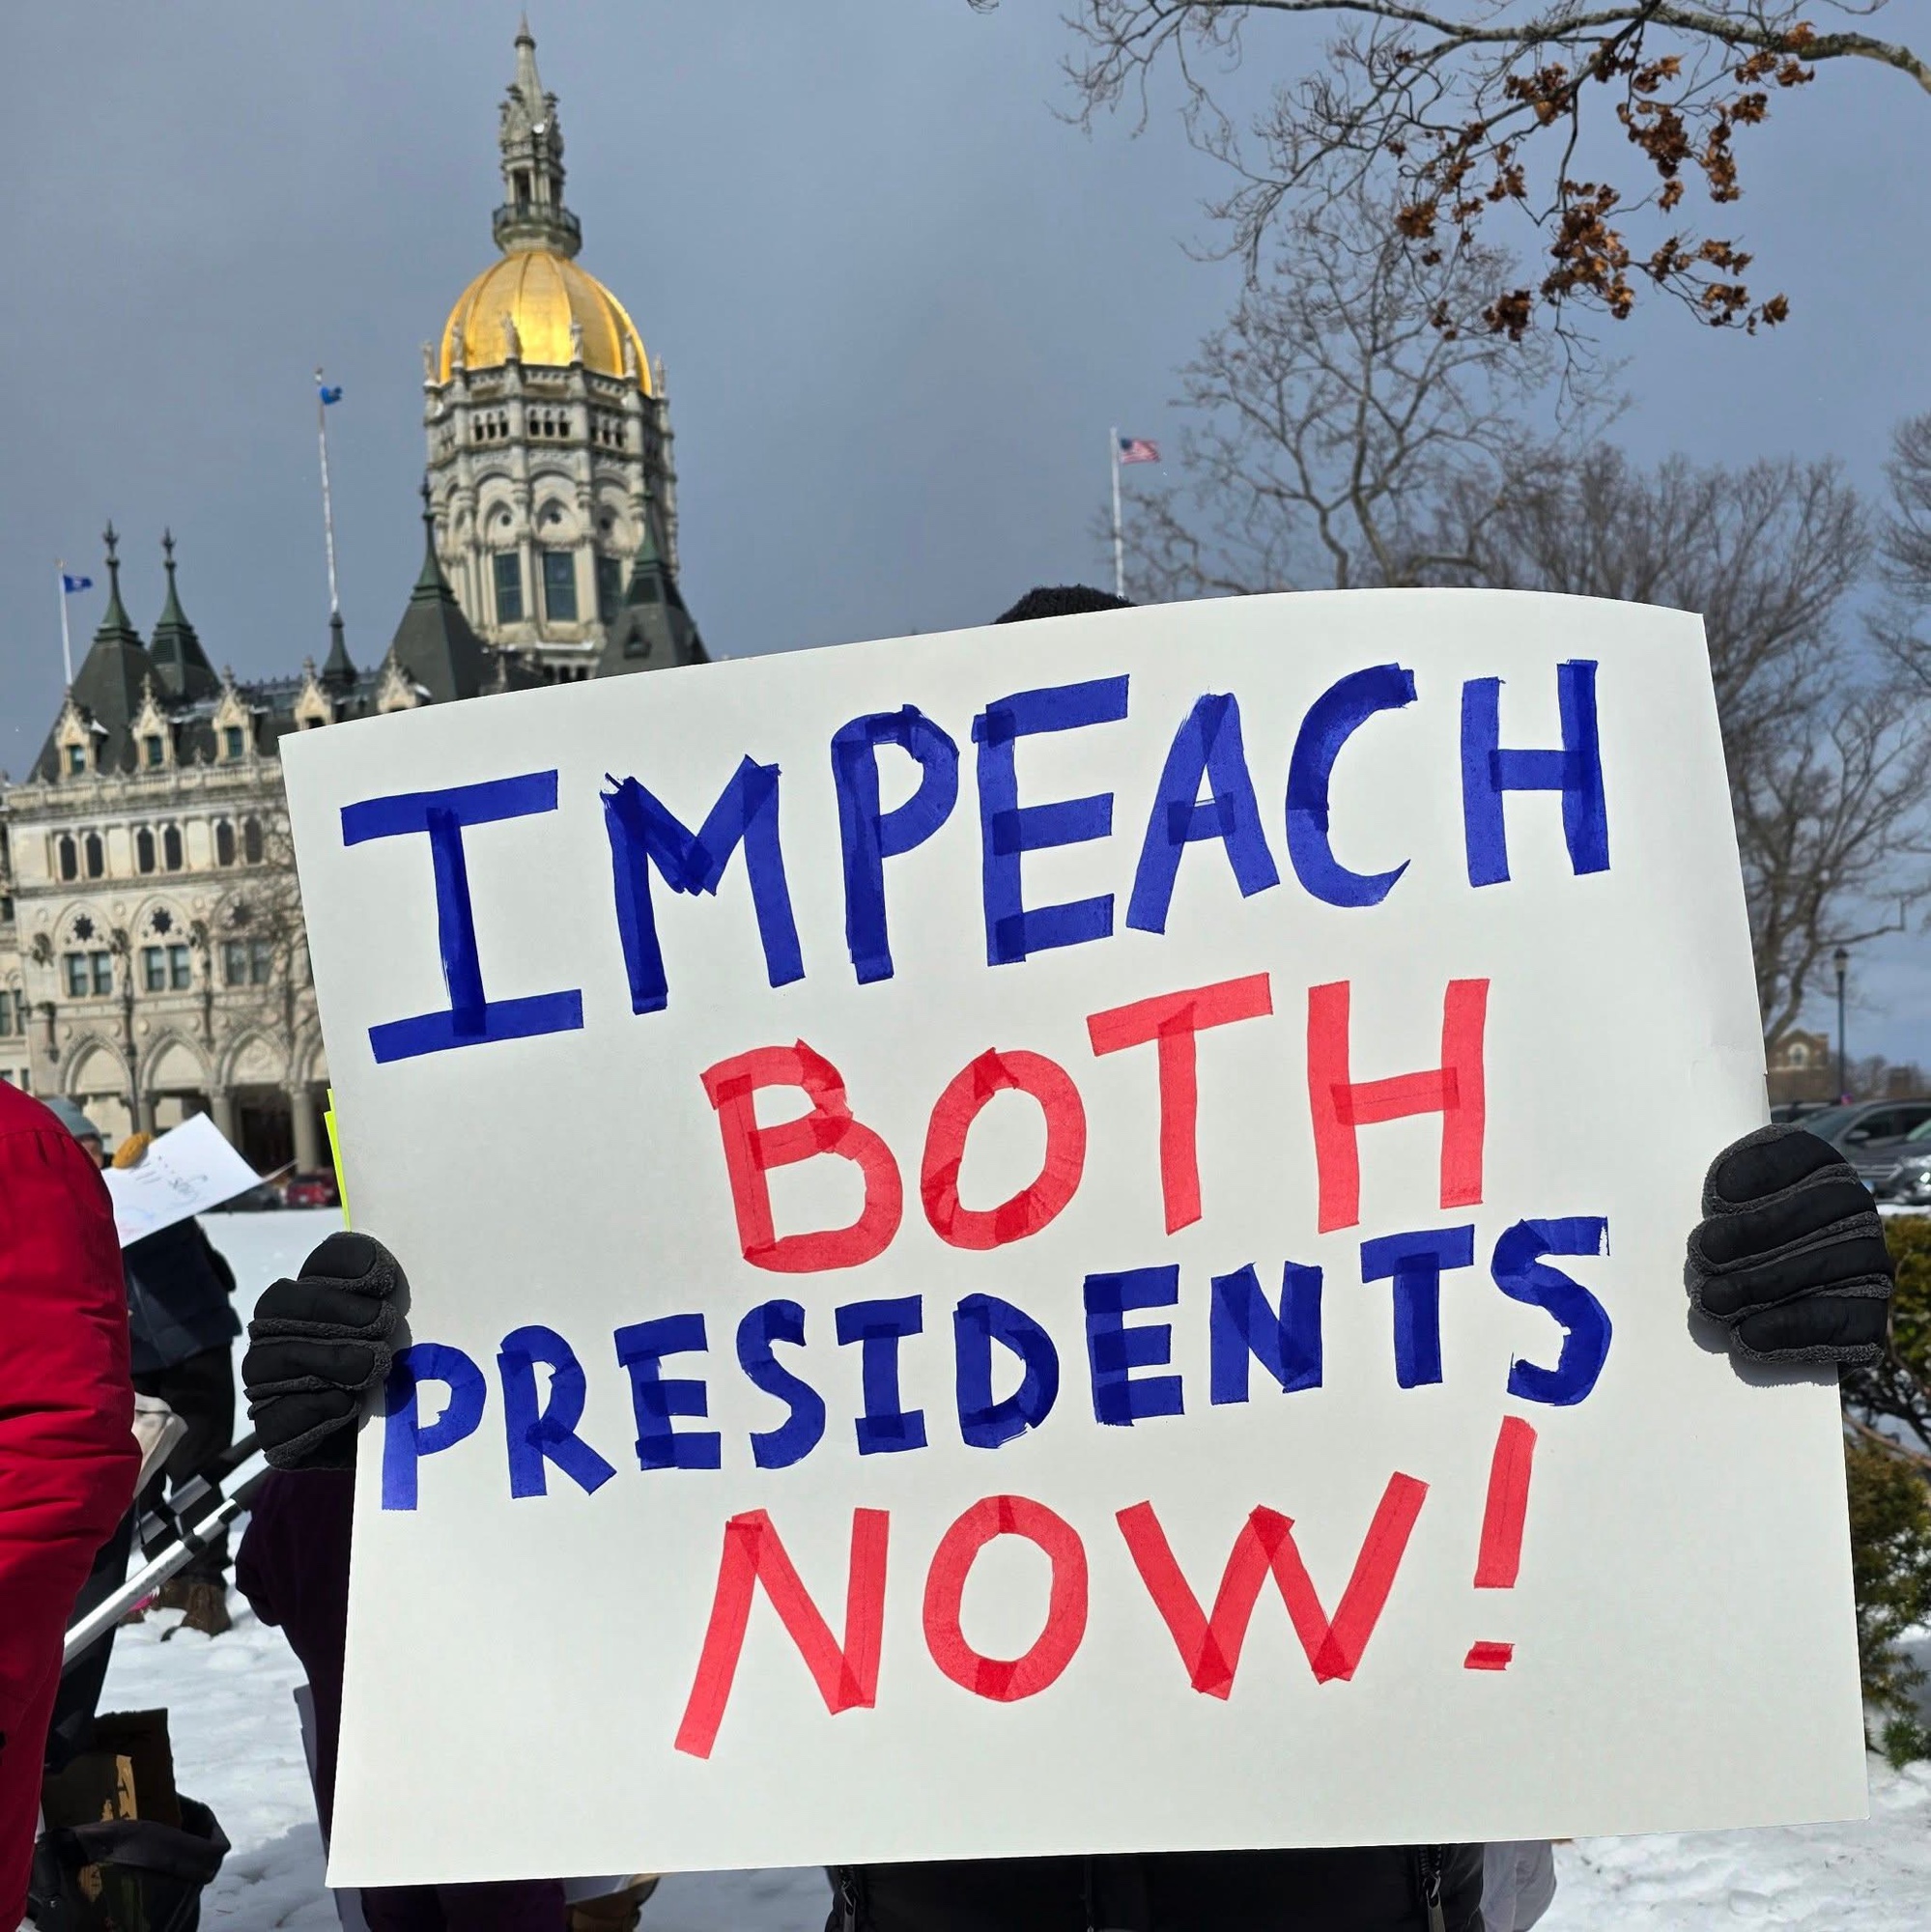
[1464,1413,1538,1671]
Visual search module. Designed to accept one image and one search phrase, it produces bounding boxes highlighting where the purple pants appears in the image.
[238,1470,567,1932]
[359,1881,569,1932]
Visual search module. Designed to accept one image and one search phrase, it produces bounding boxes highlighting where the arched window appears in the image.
[56,836,77,882]
[82,833,104,879]
[214,821,235,867]
[135,828,156,874]
[242,817,264,865]
[161,825,184,872]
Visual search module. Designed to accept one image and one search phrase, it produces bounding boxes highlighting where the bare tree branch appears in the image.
[977,0,1928,334]
[1117,185,1595,597]
[1462,445,1931,1041]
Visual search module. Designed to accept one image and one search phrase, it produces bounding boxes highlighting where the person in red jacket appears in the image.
[0,1085,142,1927]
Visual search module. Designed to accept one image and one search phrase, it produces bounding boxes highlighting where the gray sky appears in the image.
[5,2,1928,1065]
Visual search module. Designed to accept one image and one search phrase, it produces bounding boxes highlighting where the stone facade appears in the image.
[0,527,391,1170]
[0,26,703,1166]
[0,728,324,1167]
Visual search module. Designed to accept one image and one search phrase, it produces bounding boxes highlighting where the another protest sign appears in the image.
[280,588,1867,1886]
[103,1112,263,1247]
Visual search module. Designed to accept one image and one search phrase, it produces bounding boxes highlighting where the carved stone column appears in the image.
[289,1084,322,1174]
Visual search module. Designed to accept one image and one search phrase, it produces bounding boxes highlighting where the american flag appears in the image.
[1117,436,1161,465]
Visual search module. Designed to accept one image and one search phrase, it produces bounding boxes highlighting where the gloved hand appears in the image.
[243,1232,405,1468]
[1686,1124,1893,1366]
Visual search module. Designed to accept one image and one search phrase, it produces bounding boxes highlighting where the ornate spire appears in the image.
[37,522,156,781]
[321,608,357,693]
[94,523,142,650]
[149,528,218,699]
[388,480,489,704]
[412,479,443,595]
[596,502,706,676]
[494,22,581,258]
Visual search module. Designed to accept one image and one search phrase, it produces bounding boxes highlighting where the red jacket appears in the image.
[0,1084,139,1919]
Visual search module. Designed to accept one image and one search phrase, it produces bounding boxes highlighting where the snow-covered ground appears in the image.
[102,1599,834,1929]
[93,1210,1931,1929]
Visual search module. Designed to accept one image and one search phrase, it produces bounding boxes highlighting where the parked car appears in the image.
[1855,1114,1931,1205]
[282,1170,340,1210]
[221,1180,287,1212]
[1797,1099,1931,1190]
[1769,1100,1838,1125]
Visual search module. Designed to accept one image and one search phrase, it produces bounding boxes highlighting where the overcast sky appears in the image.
[5,2,1928,1065]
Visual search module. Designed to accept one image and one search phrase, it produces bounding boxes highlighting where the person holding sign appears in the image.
[241,584,1892,1932]
[240,1120,1892,1932]
[0,1085,141,1929]
[116,1131,242,1637]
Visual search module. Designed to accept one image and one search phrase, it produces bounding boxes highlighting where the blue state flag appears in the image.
[61,573,92,594]
[319,384,344,405]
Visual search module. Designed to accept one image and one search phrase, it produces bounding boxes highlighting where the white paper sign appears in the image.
[282,591,1866,1888]
[103,1111,262,1246]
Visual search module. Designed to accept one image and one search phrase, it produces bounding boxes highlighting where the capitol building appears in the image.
[0,25,704,1171]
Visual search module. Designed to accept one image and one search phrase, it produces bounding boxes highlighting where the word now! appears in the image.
[679,1413,1544,1757]
[667,1421,1541,1759]
[674,1482,1429,1757]
[336,659,1607,1061]
[379,1220,1606,1508]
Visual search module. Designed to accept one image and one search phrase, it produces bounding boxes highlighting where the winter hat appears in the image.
[993,584,1135,624]
[113,1130,156,1169]
[42,1095,102,1143]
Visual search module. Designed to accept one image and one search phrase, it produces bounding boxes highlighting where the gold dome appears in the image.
[440,249,652,390]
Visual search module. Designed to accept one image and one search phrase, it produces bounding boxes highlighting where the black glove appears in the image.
[243,1232,405,1469]
[1686,1124,1893,1367]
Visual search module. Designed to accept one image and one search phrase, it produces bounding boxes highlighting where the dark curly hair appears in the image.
[993,584,1135,625]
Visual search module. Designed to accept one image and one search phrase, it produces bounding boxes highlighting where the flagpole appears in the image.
[1110,426,1124,602]
[55,561,73,686]
[315,367,341,617]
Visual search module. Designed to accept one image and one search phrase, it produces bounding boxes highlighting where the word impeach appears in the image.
[333,659,1606,1060]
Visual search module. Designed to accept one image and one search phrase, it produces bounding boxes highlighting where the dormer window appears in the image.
[144,734,164,767]
[66,746,85,776]
[223,725,245,761]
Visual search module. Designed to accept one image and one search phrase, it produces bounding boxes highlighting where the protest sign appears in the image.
[281,589,1867,1887]
[103,1111,262,1246]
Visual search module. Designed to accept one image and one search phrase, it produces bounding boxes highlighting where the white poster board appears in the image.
[103,1111,262,1246]
[282,590,1866,1888]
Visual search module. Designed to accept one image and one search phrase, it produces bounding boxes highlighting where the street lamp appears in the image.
[1834,946,1850,1102]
